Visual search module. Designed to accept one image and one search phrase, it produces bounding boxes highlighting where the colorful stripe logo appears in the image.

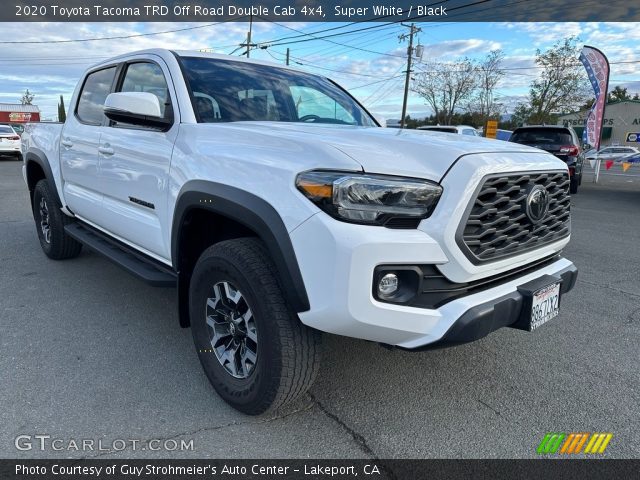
[537,433,613,454]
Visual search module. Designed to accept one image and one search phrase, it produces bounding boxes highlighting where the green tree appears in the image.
[520,37,590,125]
[607,85,630,103]
[579,98,595,111]
[20,89,35,105]
[57,95,66,122]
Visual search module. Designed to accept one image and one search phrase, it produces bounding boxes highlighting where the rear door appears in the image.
[96,58,178,262]
[60,66,118,221]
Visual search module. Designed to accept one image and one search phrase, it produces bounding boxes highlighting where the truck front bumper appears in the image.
[291,213,577,349]
[405,263,577,350]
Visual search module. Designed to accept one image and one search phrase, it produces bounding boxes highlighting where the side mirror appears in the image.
[372,113,387,128]
[104,92,171,129]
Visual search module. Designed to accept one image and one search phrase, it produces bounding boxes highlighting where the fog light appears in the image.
[378,273,399,296]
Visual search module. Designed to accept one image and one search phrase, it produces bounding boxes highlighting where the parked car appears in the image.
[620,152,640,164]
[0,124,22,160]
[21,49,577,414]
[417,125,481,136]
[585,146,640,162]
[495,129,513,141]
[509,126,584,194]
[11,124,26,136]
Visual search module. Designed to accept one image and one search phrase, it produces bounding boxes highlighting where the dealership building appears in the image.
[0,103,40,132]
[556,100,640,147]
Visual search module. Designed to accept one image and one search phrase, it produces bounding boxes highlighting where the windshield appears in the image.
[180,57,376,126]
[0,126,14,134]
[510,128,573,146]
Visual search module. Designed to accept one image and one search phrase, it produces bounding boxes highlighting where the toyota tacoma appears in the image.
[21,49,577,414]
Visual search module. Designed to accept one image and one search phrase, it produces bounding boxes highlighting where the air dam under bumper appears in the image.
[291,213,577,349]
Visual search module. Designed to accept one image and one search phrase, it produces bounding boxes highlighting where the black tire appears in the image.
[32,180,82,260]
[189,238,321,415]
[569,176,579,194]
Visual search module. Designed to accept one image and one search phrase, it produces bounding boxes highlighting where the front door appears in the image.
[97,59,178,262]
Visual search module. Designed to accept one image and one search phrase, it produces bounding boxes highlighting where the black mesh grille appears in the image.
[459,171,570,263]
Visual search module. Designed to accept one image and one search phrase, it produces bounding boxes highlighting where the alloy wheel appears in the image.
[205,281,258,379]
[39,197,51,244]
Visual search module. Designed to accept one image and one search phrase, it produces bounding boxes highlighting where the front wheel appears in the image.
[189,238,321,415]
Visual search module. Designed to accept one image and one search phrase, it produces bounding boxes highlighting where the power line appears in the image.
[350,75,406,90]
[260,0,481,46]
[268,49,382,78]
[368,79,406,107]
[363,64,407,103]
[263,21,404,58]
[289,27,402,58]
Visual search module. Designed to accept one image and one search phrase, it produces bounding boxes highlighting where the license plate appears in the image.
[530,282,560,330]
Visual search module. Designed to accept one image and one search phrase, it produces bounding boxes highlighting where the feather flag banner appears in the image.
[579,46,610,151]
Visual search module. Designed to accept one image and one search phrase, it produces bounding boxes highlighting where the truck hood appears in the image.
[224,122,549,181]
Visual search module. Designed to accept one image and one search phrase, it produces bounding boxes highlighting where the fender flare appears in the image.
[24,148,63,207]
[172,180,310,313]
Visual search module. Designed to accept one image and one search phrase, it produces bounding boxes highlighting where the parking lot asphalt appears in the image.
[1,158,639,459]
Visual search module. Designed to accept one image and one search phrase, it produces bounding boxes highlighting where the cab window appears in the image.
[117,62,172,122]
[76,67,117,125]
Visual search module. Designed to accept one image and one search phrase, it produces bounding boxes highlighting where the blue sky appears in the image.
[0,21,638,121]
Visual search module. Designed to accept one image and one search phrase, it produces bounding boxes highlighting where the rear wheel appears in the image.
[189,238,321,415]
[32,180,82,259]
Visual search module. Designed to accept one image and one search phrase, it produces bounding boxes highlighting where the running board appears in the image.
[64,223,177,287]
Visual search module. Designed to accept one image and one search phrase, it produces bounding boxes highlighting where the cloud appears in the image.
[1,21,638,120]
[421,39,502,59]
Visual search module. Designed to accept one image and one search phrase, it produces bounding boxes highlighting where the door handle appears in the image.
[98,144,114,156]
[61,138,73,148]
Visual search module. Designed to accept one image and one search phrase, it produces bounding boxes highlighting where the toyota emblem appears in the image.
[525,185,549,223]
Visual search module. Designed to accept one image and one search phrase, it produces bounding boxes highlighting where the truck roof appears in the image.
[89,48,316,77]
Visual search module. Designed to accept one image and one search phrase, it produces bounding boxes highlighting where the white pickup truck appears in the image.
[22,49,577,414]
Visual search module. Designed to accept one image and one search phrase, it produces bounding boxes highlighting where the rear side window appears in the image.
[510,128,573,145]
[76,67,117,125]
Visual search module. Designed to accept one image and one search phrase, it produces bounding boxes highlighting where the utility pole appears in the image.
[246,15,253,57]
[286,48,290,66]
[399,23,421,129]
[238,15,256,57]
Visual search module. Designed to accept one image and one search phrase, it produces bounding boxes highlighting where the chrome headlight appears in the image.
[296,171,442,227]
